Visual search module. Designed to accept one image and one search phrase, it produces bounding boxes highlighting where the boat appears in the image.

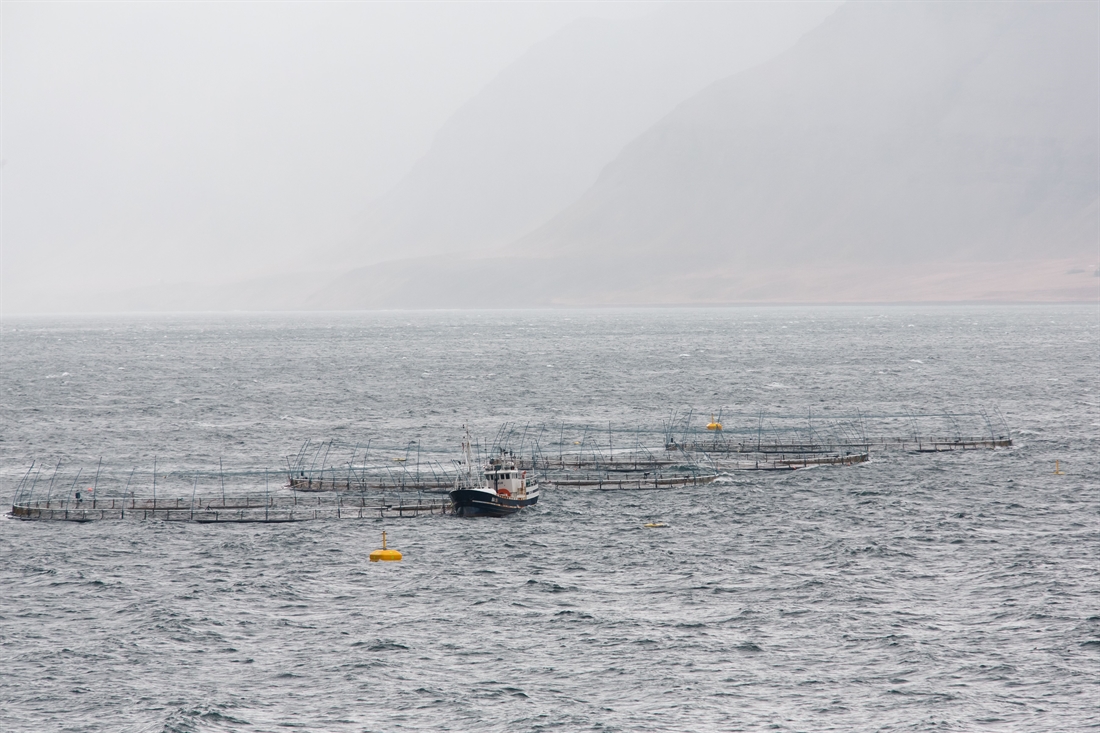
[450,428,539,517]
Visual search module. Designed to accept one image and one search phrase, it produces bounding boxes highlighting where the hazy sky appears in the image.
[2,1,664,309]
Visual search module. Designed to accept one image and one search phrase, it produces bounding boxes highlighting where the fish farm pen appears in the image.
[10,494,454,523]
[9,408,1011,523]
[662,407,1012,454]
[9,463,456,523]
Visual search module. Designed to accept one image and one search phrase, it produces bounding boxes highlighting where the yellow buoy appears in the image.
[643,522,668,528]
[1054,460,1065,475]
[706,415,723,431]
[369,531,403,562]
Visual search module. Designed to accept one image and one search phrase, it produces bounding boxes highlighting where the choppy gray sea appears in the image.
[1,307,1097,732]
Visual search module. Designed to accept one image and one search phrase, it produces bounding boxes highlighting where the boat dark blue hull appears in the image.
[449,489,538,517]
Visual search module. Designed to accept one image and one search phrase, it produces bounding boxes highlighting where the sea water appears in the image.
[1,306,1097,732]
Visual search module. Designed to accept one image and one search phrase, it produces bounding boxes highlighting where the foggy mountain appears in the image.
[319,1,1097,307]
[331,2,841,269]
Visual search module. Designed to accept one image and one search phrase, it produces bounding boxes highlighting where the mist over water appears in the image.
[2,307,1097,731]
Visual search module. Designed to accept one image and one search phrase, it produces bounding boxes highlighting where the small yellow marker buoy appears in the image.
[643,522,668,528]
[369,531,402,562]
[1054,460,1065,475]
[706,415,723,431]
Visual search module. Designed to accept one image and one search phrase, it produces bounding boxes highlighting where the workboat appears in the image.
[450,429,539,517]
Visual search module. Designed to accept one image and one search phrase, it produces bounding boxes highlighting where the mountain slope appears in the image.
[313,1,1098,307]
[333,2,841,268]
[514,1,1097,270]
